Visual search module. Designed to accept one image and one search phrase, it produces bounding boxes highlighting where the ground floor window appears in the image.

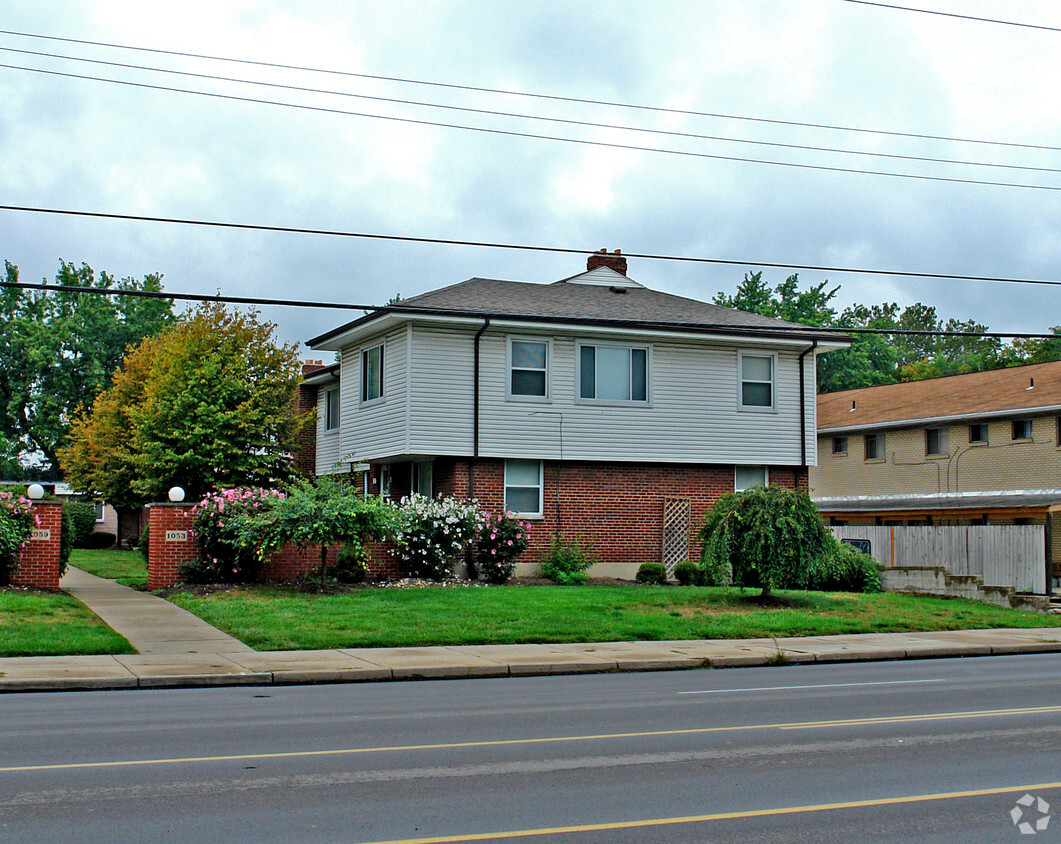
[504,459,543,517]
[412,460,433,497]
[734,465,768,491]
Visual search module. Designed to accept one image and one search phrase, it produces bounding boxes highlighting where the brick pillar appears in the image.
[147,503,196,589]
[12,501,62,591]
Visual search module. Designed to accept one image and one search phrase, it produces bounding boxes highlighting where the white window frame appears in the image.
[412,460,433,497]
[323,386,340,431]
[737,350,777,412]
[380,464,392,500]
[361,343,384,404]
[93,502,106,522]
[507,337,550,401]
[734,465,769,492]
[504,459,543,518]
[576,342,650,405]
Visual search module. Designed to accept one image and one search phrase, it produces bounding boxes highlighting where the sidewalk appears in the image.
[2,570,1061,693]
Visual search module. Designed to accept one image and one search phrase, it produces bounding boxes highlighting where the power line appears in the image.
[4,44,1057,177]
[843,1,1061,33]
[3,203,1061,289]
[4,61,1060,193]
[0,27,1057,153]
[2,279,1055,340]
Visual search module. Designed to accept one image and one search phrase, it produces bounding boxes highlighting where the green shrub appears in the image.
[139,523,150,563]
[673,560,700,586]
[333,541,369,583]
[538,536,597,585]
[476,512,529,584]
[81,531,116,550]
[699,486,830,596]
[63,502,98,548]
[635,562,667,585]
[0,490,36,585]
[807,537,882,593]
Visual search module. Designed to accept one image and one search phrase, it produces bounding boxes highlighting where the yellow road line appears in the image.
[360,781,1061,843]
[4,704,1060,774]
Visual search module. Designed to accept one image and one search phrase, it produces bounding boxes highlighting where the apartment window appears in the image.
[361,343,384,403]
[579,344,647,402]
[969,423,988,445]
[509,339,548,399]
[864,432,885,461]
[735,465,768,491]
[324,387,340,431]
[925,427,947,456]
[93,502,105,522]
[1012,419,1033,441]
[504,459,543,517]
[412,461,433,497]
[738,352,775,410]
[831,436,848,455]
[379,465,392,500]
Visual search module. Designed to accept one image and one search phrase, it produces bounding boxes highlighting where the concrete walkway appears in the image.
[1,571,1060,693]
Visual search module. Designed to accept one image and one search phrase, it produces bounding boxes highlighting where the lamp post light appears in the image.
[26,483,45,500]
[168,486,186,503]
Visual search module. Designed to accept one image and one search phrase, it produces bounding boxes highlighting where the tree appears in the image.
[60,303,309,506]
[698,485,830,598]
[259,474,391,588]
[0,260,175,472]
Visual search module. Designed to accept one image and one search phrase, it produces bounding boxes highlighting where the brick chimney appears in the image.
[587,248,627,276]
[302,359,325,377]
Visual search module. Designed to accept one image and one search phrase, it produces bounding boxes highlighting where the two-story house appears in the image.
[300,251,845,575]
[809,361,1061,583]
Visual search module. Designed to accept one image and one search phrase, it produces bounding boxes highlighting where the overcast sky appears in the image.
[2,0,1059,354]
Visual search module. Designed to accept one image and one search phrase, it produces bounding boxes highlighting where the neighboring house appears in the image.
[298,251,845,575]
[809,360,1061,585]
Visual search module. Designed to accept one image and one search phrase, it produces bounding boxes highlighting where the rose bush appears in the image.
[475,512,529,584]
[186,487,284,583]
[0,490,37,584]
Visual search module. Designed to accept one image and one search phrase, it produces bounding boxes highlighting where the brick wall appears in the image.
[12,501,62,591]
[433,458,807,565]
[147,504,196,589]
[294,361,325,477]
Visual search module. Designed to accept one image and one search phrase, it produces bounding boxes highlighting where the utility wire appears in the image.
[843,0,1061,33]
[0,27,1056,153]
[2,280,1055,340]
[4,62,1060,193]
[3,45,1056,177]
[3,203,1061,289]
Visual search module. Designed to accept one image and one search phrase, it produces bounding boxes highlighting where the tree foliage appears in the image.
[59,303,309,507]
[0,260,175,474]
[715,271,1059,393]
[698,485,830,596]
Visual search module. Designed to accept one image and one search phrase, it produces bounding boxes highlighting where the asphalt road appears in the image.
[4,654,1061,843]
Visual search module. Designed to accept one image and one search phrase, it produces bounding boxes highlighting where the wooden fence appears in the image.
[828,525,1046,594]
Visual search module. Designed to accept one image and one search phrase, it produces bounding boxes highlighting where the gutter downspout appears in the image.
[470,316,491,498]
[798,341,818,473]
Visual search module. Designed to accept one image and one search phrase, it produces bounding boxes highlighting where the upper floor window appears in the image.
[738,352,775,410]
[361,343,383,403]
[578,344,648,403]
[864,432,885,461]
[509,339,548,399]
[925,427,947,456]
[324,387,340,431]
[1012,419,1033,441]
[1057,416,1061,447]
[735,465,768,491]
[832,436,848,455]
[969,423,988,445]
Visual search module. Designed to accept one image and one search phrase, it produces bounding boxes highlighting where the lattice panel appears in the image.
[661,497,691,578]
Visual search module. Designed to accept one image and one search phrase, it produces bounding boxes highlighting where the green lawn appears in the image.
[0,589,135,657]
[69,548,148,589]
[166,584,1061,652]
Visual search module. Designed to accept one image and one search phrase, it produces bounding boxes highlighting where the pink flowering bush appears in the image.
[475,512,529,584]
[0,490,37,584]
[389,494,484,581]
[186,487,285,583]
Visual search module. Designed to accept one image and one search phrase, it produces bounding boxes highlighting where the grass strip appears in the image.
[0,589,135,657]
[69,548,148,589]
[166,585,1061,652]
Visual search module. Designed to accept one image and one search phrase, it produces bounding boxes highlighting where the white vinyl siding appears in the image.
[315,378,343,475]
[407,325,475,455]
[338,329,408,463]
